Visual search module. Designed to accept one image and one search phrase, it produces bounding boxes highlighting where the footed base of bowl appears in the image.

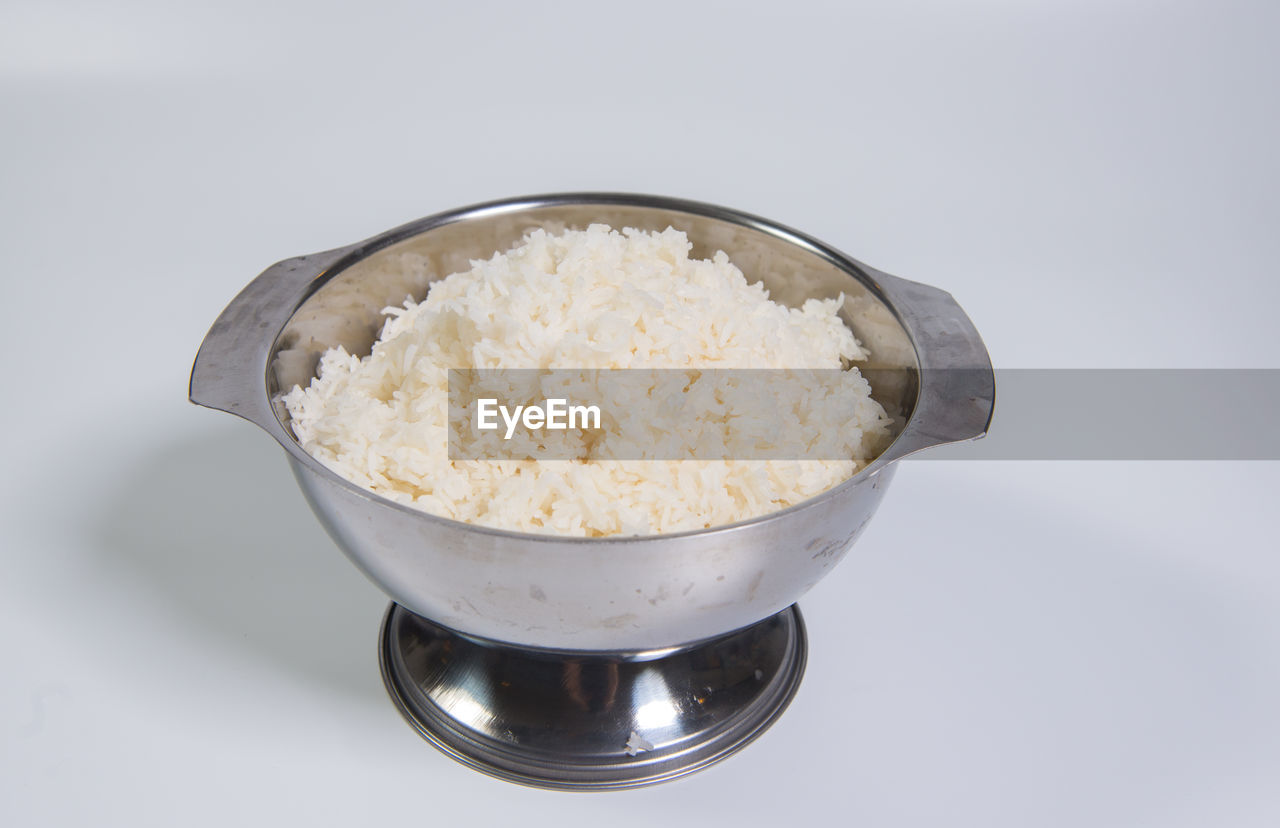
[378,603,807,790]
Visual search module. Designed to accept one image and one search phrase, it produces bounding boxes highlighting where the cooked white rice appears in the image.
[283,225,891,536]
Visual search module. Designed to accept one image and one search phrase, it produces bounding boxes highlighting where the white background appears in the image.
[3,2,1278,826]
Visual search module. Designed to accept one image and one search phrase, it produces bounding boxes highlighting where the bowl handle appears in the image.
[866,267,995,462]
[189,245,356,433]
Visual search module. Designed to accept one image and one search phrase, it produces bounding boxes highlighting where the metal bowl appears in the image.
[190,193,993,787]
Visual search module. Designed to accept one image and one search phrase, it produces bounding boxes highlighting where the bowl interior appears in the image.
[268,199,919,434]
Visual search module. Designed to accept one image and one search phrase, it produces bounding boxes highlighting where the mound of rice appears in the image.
[283,225,891,536]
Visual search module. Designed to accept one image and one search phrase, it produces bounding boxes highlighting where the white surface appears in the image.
[3,2,1278,826]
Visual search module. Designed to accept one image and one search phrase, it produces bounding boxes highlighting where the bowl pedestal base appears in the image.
[378,603,807,790]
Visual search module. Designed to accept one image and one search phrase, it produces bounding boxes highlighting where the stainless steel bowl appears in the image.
[190,193,993,787]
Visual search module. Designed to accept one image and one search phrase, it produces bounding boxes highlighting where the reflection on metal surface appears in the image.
[379,603,808,790]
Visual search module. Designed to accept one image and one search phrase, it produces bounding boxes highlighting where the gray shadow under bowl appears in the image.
[93,421,387,705]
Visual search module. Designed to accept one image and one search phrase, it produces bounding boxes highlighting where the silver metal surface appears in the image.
[190,193,994,652]
[379,602,807,790]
